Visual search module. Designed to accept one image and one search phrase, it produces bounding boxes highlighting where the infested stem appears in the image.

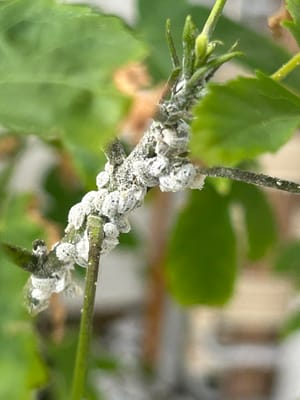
[197,166,300,194]
[71,216,103,400]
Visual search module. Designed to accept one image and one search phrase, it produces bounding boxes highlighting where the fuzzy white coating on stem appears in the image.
[25,69,208,314]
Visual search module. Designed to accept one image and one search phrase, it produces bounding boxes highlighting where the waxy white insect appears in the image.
[56,242,76,263]
[103,222,119,239]
[148,156,169,177]
[68,203,87,230]
[74,231,89,267]
[118,190,138,214]
[101,190,120,218]
[101,237,119,255]
[115,215,131,233]
[96,171,110,189]
[93,188,108,212]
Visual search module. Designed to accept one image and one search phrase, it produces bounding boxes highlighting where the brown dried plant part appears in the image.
[59,149,82,190]
[114,62,165,144]
[0,135,20,159]
[268,3,299,52]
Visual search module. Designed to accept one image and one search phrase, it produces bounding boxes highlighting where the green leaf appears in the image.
[137,0,293,82]
[229,182,277,260]
[0,0,146,179]
[0,242,37,272]
[284,0,300,47]
[275,240,300,285]
[165,184,236,305]
[0,195,48,398]
[191,72,300,165]
[281,311,300,338]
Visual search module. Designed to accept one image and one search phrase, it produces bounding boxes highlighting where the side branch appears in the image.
[197,166,300,194]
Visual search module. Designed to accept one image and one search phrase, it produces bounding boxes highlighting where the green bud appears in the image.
[195,33,208,66]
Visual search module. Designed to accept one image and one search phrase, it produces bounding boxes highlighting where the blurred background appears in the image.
[2,0,300,399]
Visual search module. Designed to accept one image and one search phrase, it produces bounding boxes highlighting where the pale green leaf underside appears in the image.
[0,0,146,136]
[191,72,300,165]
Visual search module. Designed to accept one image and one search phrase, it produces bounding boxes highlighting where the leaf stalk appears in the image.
[271,52,300,81]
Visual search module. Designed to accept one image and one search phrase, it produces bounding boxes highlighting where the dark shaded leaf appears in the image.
[275,240,300,286]
[0,242,37,272]
[165,184,236,305]
[229,181,277,260]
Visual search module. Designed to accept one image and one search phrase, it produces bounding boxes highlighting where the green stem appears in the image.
[71,215,103,400]
[201,0,227,40]
[271,52,300,81]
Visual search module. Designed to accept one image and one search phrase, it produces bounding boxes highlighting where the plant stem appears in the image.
[71,215,103,400]
[197,166,300,194]
[271,52,300,81]
[201,0,227,40]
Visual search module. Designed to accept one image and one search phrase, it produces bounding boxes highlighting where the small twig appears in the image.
[71,215,103,400]
[197,166,300,194]
[271,52,300,81]
[201,0,227,40]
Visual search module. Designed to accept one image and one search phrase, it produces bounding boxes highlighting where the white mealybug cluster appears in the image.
[62,113,205,263]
